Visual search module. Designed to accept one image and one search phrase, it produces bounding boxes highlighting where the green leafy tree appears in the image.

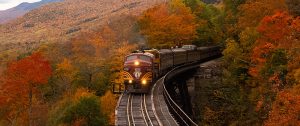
[48,88,107,126]
[61,96,106,126]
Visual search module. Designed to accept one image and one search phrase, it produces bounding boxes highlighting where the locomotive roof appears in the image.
[144,48,159,52]
[182,45,197,50]
[159,49,172,54]
[171,48,186,52]
[197,46,209,49]
[198,46,220,50]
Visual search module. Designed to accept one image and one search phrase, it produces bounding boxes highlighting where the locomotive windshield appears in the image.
[139,55,151,62]
[126,55,138,61]
[126,55,151,62]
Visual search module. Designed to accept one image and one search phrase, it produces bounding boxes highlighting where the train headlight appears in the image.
[134,61,140,66]
[129,80,133,84]
[142,80,147,85]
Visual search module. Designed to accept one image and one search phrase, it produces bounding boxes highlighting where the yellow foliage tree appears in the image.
[55,58,78,94]
[100,90,117,125]
[73,88,95,102]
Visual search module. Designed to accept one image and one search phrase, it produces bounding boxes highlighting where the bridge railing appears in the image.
[162,62,200,126]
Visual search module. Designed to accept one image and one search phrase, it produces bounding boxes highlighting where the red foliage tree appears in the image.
[249,11,294,78]
[0,52,52,126]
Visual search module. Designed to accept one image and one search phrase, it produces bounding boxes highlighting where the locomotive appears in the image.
[123,45,221,93]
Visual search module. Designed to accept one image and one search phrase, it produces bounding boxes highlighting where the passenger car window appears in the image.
[182,45,196,50]
[139,55,151,62]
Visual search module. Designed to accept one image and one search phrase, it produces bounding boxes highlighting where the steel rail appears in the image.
[143,94,154,126]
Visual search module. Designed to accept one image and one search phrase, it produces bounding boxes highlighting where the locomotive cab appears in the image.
[144,49,160,78]
[123,53,154,93]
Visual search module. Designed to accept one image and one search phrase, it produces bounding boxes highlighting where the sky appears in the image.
[0,0,41,10]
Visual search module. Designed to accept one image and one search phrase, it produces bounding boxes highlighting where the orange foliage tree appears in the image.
[264,86,300,126]
[0,52,52,126]
[237,0,287,29]
[138,0,197,48]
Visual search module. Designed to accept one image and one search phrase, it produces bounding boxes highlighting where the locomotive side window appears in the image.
[140,55,151,62]
[126,55,137,61]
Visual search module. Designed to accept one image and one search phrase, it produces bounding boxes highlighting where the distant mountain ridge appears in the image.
[0,0,63,23]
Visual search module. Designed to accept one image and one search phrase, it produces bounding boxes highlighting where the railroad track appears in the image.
[116,93,161,126]
[116,77,180,126]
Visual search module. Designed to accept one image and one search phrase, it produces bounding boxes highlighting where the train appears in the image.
[122,45,221,93]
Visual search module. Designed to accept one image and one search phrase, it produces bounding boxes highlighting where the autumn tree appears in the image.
[264,86,300,126]
[61,96,106,126]
[249,11,294,80]
[223,0,246,14]
[222,39,245,82]
[70,31,109,94]
[183,0,199,11]
[237,0,287,30]
[220,0,246,39]
[100,91,117,125]
[184,1,225,45]
[37,42,73,65]
[138,0,197,48]
[53,58,78,96]
[0,52,52,126]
